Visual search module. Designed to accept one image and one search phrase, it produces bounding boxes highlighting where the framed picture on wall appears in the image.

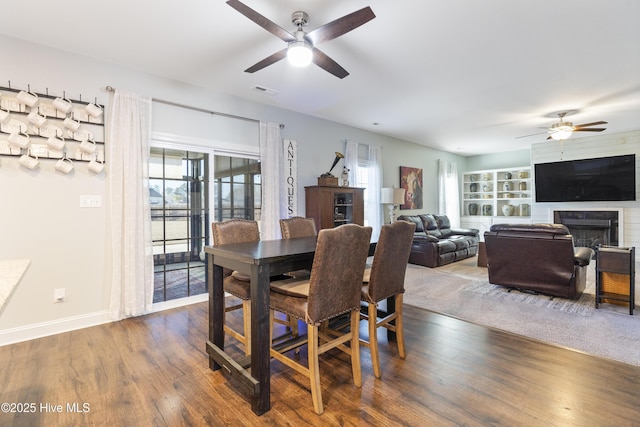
[400,166,423,210]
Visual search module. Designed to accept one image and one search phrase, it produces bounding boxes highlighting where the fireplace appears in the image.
[554,210,620,250]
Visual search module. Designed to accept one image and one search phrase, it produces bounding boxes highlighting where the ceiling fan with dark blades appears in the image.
[516,111,607,141]
[226,0,375,79]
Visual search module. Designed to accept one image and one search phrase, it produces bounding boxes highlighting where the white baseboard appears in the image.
[0,310,112,347]
[0,294,209,347]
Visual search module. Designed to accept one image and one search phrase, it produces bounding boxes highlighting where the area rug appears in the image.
[402,259,640,366]
[461,280,594,316]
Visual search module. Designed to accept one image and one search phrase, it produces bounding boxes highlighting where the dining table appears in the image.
[205,236,319,415]
[205,235,383,415]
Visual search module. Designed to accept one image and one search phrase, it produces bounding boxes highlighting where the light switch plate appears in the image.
[80,194,102,208]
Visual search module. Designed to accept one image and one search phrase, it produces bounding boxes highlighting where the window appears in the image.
[150,147,209,303]
[213,155,261,221]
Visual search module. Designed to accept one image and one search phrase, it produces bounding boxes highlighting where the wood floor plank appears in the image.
[1,298,639,426]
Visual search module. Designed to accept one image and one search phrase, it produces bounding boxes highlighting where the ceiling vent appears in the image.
[251,85,278,96]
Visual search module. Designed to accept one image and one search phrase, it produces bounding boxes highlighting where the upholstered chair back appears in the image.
[212,219,259,246]
[279,217,317,239]
[365,220,416,303]
[306,224,372,324]
[211,219,260,279]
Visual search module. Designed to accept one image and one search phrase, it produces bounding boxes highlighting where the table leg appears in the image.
[250,264,271,415]
[208,255,225,371]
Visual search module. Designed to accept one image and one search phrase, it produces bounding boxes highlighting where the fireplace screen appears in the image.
[554,210,619,251]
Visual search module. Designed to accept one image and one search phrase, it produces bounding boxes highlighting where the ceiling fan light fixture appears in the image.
[550,122,573,140]
[287,40,313,67]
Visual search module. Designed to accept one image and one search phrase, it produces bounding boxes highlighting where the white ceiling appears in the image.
[2,0,639,156]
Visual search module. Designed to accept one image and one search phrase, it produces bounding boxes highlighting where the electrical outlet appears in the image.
[54,288,65,303]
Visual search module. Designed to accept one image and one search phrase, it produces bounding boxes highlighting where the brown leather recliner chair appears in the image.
[484,224,593,299]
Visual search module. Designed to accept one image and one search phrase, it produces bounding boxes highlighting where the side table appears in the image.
[595,245,635,315]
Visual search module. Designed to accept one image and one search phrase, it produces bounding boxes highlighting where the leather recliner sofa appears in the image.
[396,214,480,267]
[484,223,593,299]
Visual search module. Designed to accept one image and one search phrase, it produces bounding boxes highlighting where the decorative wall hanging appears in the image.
[400,166,423,210]
[0,82,105,172]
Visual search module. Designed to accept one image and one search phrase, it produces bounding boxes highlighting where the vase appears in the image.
[519,181,527,191]
[502,205,514,216]
[504,172,512,180]
[519,204,530,216]
[470,183,478,192]
[482,204,492,216]
[468,203,479,215]
[503,182,511,191]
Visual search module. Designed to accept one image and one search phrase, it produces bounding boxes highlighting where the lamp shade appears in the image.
[550,128,573,140]
[550,122,573,141]
[287,40,313,67]
[380,187,405,204]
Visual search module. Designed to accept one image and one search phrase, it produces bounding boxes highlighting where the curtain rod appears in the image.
[105,85,284,128]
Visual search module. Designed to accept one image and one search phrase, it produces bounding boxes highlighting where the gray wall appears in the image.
[0,34,468,341]
[466,149,531,171]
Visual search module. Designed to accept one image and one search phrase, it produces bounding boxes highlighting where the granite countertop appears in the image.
[0,259,30,313]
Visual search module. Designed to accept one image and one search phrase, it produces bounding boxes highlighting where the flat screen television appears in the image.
[534,154,636,202]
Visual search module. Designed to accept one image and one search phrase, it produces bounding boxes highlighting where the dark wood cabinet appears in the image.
[305,186,364,230]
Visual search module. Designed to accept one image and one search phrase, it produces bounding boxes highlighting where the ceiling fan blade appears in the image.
[306,7,376,45]
[516,131,548,139]
[244,48,287,73]
[227,0,295,42]
[312,48,349,79]
[574,121,608,128]
[573,128,607,132]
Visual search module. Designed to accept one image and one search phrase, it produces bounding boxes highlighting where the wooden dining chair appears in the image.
[360,220,415,378]
[279,216,317,239]
[268,224,373,415]
[279,217,317,280]
[211,219,259,356]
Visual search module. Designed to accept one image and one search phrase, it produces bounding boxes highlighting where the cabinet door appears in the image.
[333,188,364,226]
[305,186,364,230]
[351,189,364,226]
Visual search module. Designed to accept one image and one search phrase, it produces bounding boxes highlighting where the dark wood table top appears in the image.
[204,236,318,269]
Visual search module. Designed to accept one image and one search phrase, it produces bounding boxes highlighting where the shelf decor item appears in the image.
[502,205,514,216]
[468,203,479,216]
[317,151,344,186]
[341,166,349,187]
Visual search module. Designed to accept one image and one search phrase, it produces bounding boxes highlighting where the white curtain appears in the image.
[106,90,153,320]
[259,122,286,240]
[345,140,383,241]
[345,140,358,188]
[437,160,461,227]
[367,145,383,240]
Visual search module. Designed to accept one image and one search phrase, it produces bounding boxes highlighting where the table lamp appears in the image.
[380,187,405,223]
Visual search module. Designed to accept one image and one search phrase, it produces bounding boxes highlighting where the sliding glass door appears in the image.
[150,147,209,303]
[150,148,261,304]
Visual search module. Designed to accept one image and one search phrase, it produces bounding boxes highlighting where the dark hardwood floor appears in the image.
[1,299,639,426]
